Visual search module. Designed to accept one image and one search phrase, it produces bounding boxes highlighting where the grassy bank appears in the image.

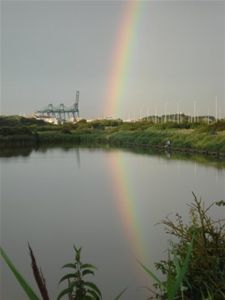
[1,116,225,157]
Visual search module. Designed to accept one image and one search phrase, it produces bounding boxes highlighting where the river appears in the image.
[1,146,225,300]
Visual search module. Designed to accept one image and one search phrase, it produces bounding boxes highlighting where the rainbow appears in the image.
[104,0,143,118]
[108,152,148,262]
[104,0,147,263]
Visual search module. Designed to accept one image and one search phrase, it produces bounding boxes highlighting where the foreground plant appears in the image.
[0,246,41,300]
[142,194,225,299]
[28,244,50,300]
[57,246,102,300]
[139,237,193,300]
[1,245,125,299]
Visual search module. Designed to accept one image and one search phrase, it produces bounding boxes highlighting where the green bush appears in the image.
[151,195,225,299]
[0,126,33,136]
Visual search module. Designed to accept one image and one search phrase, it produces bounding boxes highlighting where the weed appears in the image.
[58,246,102,300]
[143,194,225,299]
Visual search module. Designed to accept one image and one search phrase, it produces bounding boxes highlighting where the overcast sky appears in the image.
[1,0,225,119]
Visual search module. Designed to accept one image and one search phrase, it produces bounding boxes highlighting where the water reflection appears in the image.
[1,146,225,300]
[0,147,33,158]
[1,145,225,170]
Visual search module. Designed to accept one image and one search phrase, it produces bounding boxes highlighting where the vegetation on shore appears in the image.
[143,195,225,299]
[1,195,225,299]
[1,115,225,155]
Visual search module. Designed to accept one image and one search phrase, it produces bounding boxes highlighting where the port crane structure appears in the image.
[35,90,80,123]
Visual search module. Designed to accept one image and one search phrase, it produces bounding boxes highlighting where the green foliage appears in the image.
[0,126,34,136]
[139,238,193,300]
[58,246,102,300]
[61,128,72,134]
[1,245,126,300]
[0,247,41,300]
[74,119,90,130]
[90,121,105,130]
[209,120,225,132]
[0,116,46,127]
[149,195,225,299]
[93,119,122,127]
[153,122,192,130]
[1,115,225,154]
[37,131,81,144]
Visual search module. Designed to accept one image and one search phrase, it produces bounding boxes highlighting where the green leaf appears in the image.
[82,269,95,277]
[81,263,97,270]
[171,238,193,299]
[173,253,181,276]
[73,245,82,253]
[86,289,101,299]
[62,263,76,269]
[83,282,102,298]
[138,260,164,289]
[166,271,176,300]
[219,291,225,299]
[0,247,40,300]
[57,286,73,300]
[58,273,76,285]
[113,287,127,300]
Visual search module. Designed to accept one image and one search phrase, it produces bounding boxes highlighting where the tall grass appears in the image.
[0,247,40,300]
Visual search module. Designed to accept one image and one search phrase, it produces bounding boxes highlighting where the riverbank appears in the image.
[1,116,225,157]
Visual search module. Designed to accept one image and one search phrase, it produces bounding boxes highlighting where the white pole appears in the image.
[215,96,218,121]
[164,103,167,123]
[194,101,196,123]
[208,107,210,124]
[196,103,198,123]
[176,102,179,124]
[179,103,182,123]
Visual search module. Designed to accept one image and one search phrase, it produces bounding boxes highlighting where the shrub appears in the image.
[151,194,225,299]
[61,128,71,134]
[0,126,33,136]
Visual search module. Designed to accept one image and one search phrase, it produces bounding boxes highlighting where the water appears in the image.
[1,146,225,300]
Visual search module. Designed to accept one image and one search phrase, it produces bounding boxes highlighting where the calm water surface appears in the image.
[1,147,225,300]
